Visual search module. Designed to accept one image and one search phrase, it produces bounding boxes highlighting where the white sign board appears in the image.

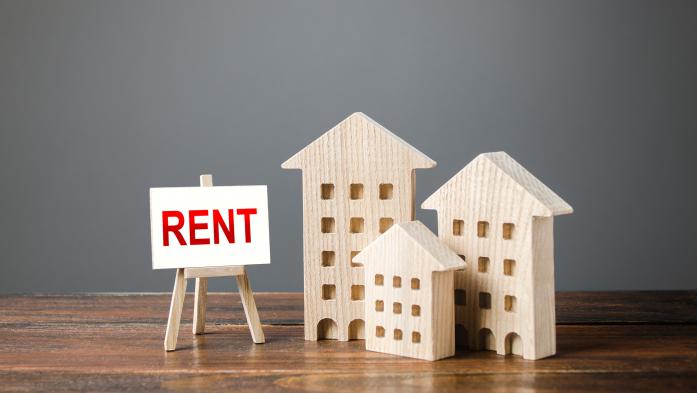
[149,185,271,269]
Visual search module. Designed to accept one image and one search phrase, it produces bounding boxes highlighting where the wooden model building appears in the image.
[282,112,436,341]
[421,152,573,360]
[354,221,465,361]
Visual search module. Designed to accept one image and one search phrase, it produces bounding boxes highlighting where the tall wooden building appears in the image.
[282,113,435,341]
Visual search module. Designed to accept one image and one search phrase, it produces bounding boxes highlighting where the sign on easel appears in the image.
[150,185,271,269]
[149,175,268,351]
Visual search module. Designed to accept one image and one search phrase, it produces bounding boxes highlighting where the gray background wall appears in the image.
[1,0,695,293]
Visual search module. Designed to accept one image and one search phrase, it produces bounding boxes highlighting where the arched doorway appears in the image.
[455,324,469,349]
[505,332,523,356]
[348,319,365,340]
[478,328,496,351]
[317,318,338,340]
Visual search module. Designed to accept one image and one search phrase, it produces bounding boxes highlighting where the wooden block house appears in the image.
[354,221,465,361]
[282,113,436,341]
[421,152,573,360]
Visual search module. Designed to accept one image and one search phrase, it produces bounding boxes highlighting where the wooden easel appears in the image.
[164,174,265,351]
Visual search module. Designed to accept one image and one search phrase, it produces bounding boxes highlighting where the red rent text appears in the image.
[161,209,257,246]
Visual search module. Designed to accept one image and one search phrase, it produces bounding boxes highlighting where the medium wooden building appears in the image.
[422,152,573,359]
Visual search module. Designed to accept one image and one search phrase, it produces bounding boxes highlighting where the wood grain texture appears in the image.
[282,112,436,341]
[164,268,187,351]
[355,221,465,360]
[0,292,696,392]
[422,152,573,359]
[193,277,207,334]
[184,266,245,279]
[1,291,694,326]
[235,271,265,343]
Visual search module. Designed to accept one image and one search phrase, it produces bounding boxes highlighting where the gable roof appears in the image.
[422,152,573,217]
[281,112,436,169]
[353,221,465,272]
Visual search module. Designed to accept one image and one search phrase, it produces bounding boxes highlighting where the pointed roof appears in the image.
[281,112,436,169]
[354,221,465,272]
[422,152,573,217]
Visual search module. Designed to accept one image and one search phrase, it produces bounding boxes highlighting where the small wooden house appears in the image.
[354,221,465,361]
[282,113,436,341]
[422,152,573,360]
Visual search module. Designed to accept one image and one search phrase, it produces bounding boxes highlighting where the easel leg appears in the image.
[164,268,187,351]
[236,272,265,344]
[193,277,208,334]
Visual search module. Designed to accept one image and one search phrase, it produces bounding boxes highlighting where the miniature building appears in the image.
[353,221,465,361]
[282,113,436,341]
[422,152,573,360]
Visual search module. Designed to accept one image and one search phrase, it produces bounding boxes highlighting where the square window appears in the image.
[375,300,384,312]
[393,276,402,288]
[379,183,394,200]
[321,217,335,233]
[479,292,491,309]
[455,289,466,306]
[478,257,490,273]
[321,251,335,267]
[504,259,516,276]
[505,295,517,312]
[379,217,394,233]
[411,278,420,290]
[412,331,421,343]
[411,304,421,316]
[351,285,365,300]
[393,302,402,314]
[376,326,385,337]
[503,223,515,240]
[350,251,363,267]
[393,329,403,340]
[453,219,464,236]
[477,221,489,238]
[320,183,334,200]
[322,284,336,300]
[350,183,364,199]
[349,217,365,233]
[375,274,384,286]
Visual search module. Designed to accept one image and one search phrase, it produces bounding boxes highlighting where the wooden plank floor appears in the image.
[0,291,695,392]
